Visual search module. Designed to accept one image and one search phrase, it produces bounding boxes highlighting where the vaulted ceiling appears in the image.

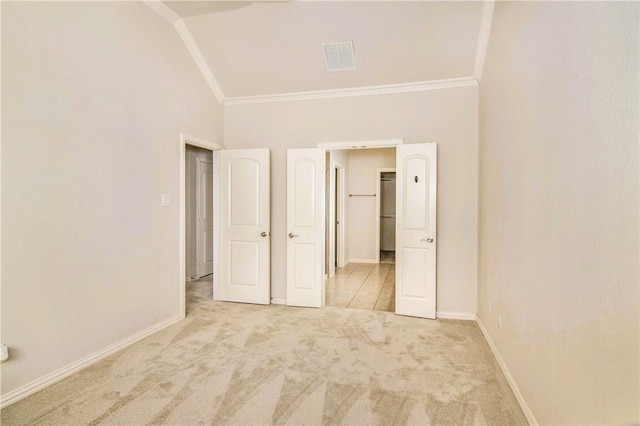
[150,1,493,103]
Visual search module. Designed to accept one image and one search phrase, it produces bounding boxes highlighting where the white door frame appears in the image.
[336,164,346,269]
[329,161,346,277]
[180,132,224,319]
[375,168,396,263]
[317,139,403,310]
[318,139,403,150]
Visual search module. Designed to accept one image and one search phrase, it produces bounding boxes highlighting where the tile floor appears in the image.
[325,262,395,312]
[190,264,396,314]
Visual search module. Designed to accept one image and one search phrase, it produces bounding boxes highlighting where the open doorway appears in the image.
[294,140,436,318]
[179,133,224,319]
[185,145,213,314]
[186,145,213,281]
[376,169,396,264]
[325,147,397,312]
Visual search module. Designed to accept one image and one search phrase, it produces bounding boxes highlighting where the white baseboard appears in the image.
[0,315,182,409]
[436,311,476,320]
[349,258,378,264]
[271,298,287,305]
[476,316,537,425]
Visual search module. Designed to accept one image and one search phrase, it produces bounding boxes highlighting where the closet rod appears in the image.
[349,194,376,197]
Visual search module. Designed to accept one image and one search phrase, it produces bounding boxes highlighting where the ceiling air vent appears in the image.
[322,41,356,72]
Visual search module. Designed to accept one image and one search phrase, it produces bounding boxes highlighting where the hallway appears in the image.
[325,263,395,312]
[186,274,213,315]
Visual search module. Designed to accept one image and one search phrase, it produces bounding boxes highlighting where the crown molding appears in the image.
[142,0,180,24]
[143,1,226,104]
[317,139,403,150]
[473,0,495,82]
[174,20,226,103]
[224,77,477,106]
[143,0,486,106]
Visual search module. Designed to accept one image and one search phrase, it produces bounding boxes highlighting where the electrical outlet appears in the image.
[1,343,9,362]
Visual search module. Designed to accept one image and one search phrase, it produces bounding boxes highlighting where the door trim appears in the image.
[329,161,346,277]
[317,138,403,150]
[336,164,346,269]
[320,142,402,312]
[375,168,396,263]
[180,133,224,319]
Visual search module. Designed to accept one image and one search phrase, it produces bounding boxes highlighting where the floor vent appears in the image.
[322,41,356,72]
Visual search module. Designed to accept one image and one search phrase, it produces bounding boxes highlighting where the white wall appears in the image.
[478,2,639,424]
[225,86,478,317]
[1,2,223,397]
[347,148,395,262]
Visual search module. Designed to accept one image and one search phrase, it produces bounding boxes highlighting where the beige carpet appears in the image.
[1,279,527,425]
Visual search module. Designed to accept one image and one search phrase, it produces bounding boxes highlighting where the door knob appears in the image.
[261,232,268,237]
[288,233,299,238]
[421,237,434,243]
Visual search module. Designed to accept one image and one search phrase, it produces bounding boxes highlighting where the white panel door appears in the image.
[286,149,325,308]
[396,143,437,319]
[196,158,214,277]
[219,149,270,305]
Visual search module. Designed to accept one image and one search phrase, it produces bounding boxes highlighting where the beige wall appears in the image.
[478,2,639,424]
[347,148,395,262]
[1,2,223,396]
[225,86,478,316]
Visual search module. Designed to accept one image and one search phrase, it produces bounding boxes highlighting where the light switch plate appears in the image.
[1,343,9,362]
[161,193,171,207]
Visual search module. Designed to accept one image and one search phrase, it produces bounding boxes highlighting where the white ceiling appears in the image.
[160,1,487,100]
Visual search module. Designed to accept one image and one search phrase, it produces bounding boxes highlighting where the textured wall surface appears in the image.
[478,2,639,423]
[1,1,223,396]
